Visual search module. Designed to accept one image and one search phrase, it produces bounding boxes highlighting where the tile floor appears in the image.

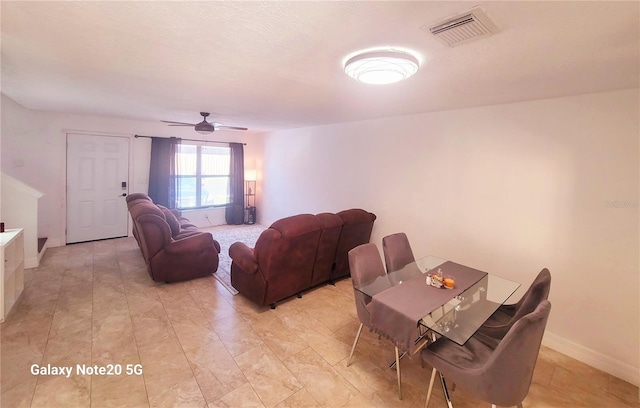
[1,237,638,407]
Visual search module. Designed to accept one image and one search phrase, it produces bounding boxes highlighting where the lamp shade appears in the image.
[245,169,257,181]
[345,50,419,84]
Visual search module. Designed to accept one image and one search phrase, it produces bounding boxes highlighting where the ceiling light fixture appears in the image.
[344,50,419,85]
[195,126,214,135]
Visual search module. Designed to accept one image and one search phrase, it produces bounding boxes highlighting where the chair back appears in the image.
[253,214,323,304]
[382,232,416,273]
[514,268,552,313]
[311,212,344,286]
[126,192,152,206]
[348,243,386,326]
[479,268,551,342]
[482,300,551,407]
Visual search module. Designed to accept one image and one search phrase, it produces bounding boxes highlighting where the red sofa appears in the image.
[229,209,376,308]
[126,194,221,283]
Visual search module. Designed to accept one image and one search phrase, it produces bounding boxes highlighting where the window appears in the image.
[174,144,231,209]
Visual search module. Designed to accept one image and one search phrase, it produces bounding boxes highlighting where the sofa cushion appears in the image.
[311,213,344,286]
[333,209,377,280]
[126,192,152,205]
[158,205,182,237]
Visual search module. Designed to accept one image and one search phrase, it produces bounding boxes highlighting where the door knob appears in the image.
[121,193,127,197]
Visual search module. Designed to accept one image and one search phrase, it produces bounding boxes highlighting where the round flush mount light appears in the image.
[344,50,420,85]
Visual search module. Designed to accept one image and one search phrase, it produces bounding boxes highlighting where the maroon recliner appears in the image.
[128,199,220,283]
[229,209,376,308]
[229,214,323,308]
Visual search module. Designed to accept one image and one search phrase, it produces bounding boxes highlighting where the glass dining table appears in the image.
[355,255,521,348]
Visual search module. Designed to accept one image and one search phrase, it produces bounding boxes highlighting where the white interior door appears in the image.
[66,134,130,244]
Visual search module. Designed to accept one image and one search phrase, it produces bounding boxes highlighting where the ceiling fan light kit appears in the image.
[344,50,419,85]
[195,113,215,135]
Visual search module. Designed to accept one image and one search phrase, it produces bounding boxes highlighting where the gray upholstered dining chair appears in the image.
[382,232,416,273]
[347,243,404,399]
[477,268,551,344]
[421,300,551,408]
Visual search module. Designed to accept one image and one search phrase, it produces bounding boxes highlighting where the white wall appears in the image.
[2,89,638,385]
[1,172,43,267]
[261,89,640,385]
[0,94,264,247]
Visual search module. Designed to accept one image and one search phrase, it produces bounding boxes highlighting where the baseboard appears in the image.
[25,256,39,269]
[47,238,63,248]
[543,331,640,386]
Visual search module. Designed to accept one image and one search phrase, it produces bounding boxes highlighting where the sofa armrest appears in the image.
[136,213,173,258]
[212,239,221,253]
[229,242,258,275]
[173,229,203,240]
[164,232,217,254]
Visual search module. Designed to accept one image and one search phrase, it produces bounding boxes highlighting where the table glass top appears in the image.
[355,255,520,345]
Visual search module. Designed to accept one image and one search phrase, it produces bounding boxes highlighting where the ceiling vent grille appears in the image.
[424,8,498,47]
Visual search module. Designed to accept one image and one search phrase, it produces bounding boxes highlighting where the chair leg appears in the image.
[347,323,363,367]
[395,346,402,400]
[425,367,437,408]
[439,372,454,408]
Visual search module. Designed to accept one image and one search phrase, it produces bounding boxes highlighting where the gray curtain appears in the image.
[148,137,180,208]
[225,143,245,225]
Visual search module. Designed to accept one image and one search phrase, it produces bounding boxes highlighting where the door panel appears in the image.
[66,134,129,244]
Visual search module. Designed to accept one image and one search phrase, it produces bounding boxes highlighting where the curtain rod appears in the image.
[134,135,246,145]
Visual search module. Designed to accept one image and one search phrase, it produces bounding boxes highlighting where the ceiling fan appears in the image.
[161,112,248,135]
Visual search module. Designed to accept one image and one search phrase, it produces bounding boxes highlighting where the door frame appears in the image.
[65,132,132,244]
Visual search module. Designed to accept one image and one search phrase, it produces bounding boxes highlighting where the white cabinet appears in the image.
[1,228,24,322]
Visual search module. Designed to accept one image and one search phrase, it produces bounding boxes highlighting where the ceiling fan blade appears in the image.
[161,120,196,126]
[163,114,247,132]
[214,126,249,131]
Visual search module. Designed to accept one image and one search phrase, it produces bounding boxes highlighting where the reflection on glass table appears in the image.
[420,274,519,345]
[355,255,449,295]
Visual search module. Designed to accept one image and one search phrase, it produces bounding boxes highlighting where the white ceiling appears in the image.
[1,1,638,132]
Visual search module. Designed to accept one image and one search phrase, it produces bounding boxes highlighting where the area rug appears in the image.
[203,224,265,295]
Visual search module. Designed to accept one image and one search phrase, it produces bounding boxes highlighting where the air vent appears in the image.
[423,8,498,47]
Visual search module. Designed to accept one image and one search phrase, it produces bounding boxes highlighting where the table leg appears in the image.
[390,350,407,369]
